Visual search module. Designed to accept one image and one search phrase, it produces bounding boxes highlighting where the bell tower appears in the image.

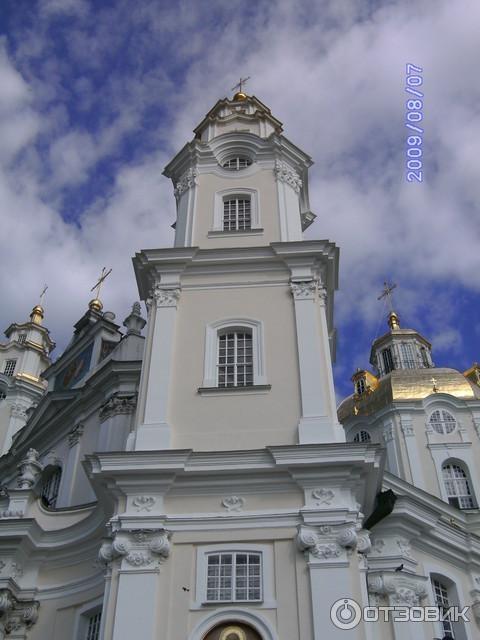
[131,90,344,451]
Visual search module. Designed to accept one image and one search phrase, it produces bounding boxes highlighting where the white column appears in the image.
[290,281,344,443]
[382,422,401,476]
[400,416,425,489]
[274,161,303,241]
[57,423,84,506]
[134,286,179,450]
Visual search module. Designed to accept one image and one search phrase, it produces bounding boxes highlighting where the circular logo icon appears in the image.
[330,598,362,630]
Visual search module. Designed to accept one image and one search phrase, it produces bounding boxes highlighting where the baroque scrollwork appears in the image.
[99,393,137,422]
[290,280,318,301]
[98,529,171,569]
[296,524,371,560]
[17,449,43,489]
[222,496,245,512]
[0,589,39,635]
[273,160,302,193]
[174,167,198,198]
[132,496,156,512]
[367,571,428,606]
[150,285,181,309]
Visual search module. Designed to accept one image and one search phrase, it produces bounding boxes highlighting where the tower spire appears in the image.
[89,267,112,312]
[30,284,48,325]
[377,281,400,330]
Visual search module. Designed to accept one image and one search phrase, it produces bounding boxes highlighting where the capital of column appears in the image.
[0,589,39,636]
[273,160,302,193]
[98,528,171,570]
[149,285,181,309]
[367,571,428,606]
[17,449,43,489]
[67,423,84,448]
[296,524,371,561]
[290,280,318,301]
[174,167,198,198]
[99,393,137,423]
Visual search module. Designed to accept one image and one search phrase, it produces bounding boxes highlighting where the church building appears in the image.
[0,90,479,640]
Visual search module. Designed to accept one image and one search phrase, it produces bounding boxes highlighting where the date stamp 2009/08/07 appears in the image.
[405,63,423,183]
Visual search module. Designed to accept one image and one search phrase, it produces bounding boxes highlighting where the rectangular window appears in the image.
[400,343,416,369]
[432,579,455,638]
[206,552,262,602]
[85,611,102,640]
[381,348,394,374]
[3,360,16,377]
[223,198,251,231]
[217,331,253,387]
[18,334,27,344]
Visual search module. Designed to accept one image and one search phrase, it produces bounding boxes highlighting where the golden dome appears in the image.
[232,91,247,102]
[30,304,44,325]
[88,298,103,312]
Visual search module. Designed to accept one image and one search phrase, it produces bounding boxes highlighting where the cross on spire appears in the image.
[39,284,48,306]
[90,267,112,300]
[231,76,251,94]
[377,281,397,312]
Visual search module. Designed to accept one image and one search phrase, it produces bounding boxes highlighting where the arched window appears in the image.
[41,467,62,509]
[353,430,371,443]
[222,157,252,171]
[431,578,455,638]
[429,409,456,435]
[442,462,475,509]
[223,197,251,231]
[217,330,253,387]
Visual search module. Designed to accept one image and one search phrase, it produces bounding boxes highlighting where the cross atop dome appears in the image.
[231,76,251,101]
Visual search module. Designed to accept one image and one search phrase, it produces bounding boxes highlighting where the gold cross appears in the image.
[431,377,438,392]
[90,267,112,299]
[39,284,48,305]
[377,281,397,311]
[231,76,251,94]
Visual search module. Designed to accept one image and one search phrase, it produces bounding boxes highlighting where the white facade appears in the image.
[0,93,479,640]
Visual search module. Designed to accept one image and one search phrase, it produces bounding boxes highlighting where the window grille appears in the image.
[381,348,394,374]
[432,578,455,638]
[85,611,102,640]
[429,410,456,435]
[217,331,253,387]
[41,468,62,508]
[355,378,366,395]
[18,334,27,344]
[442,463,475,509]
[206,552,262,602]
[222,157,252,171]
[223,198,251,231]
[400,343,416,369]
[3,360,16,377]
[353,430,371,443]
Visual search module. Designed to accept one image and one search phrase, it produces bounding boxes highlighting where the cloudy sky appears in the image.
[1,0,479,399]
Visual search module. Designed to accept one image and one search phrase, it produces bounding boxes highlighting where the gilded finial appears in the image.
[388,310,400,330]
[30,284,48,325]
[231,76,250,101]
[89,267,112,313]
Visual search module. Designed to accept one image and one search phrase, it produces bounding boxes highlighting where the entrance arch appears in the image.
[188,608,278,640]
[203,622,262,640]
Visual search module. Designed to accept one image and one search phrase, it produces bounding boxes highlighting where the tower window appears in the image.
[222,157,252,171]
[206,552,262,602]
[400,343,416,369]
[85,611,102,640]
[420,346,430,368]
[41,467,62,509]
[442,463,475,509]
[3,359,17,377]
[217,331,253,387]
[355,378,366,395]
[353,430,371,443]
[381,348,394,374]
[223,197,251,231]
[431,578,455,638]
[429,409,456,435]
[17,334,27,344]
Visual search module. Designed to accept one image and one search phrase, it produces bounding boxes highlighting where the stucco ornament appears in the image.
[98,529,171,569]
[273,160,302,193]
[367,572,428,606]
[222,496,245,512]
[132,496,156,512]
[290,280,318,301]
[311,488,335,505]
[296,525,342,560]
[174,167,198,198]
[0,589,39,635]
[17,449,43,489]
[150,285,181,308]
[99,393,137,422]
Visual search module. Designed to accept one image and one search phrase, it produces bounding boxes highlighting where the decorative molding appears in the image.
[67,423,84,448]
[98,529,171,569]
[17,448,43,489]
[10,403,28,420]
[400,419,414,437]
[150,285,181,309]
[290,280,318,301]
[396,538,415,560]
[174,167,198,198]
[132,496,156,512]
[0,589,39,635]
[311,488,335,505]
[367,572,428,606]
[296,525,369,560]
[273,160,302,193]
[222,496,245,512]
[382,425,395,443]
[99,393,137,422]
[371,538,385,554]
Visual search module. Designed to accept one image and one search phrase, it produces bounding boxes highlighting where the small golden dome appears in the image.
[232,91,247,102]
[30,305,44,325]
[88,298,103,312]
[388,311,400,330]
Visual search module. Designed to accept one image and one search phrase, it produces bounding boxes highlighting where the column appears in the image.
[290,280,344,443]
[98,529,171,640]
[57,423,84,506]
[134,286,180,450]
[400,416,425,489]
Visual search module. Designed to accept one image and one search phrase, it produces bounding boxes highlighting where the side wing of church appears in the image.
[0,91,479,640]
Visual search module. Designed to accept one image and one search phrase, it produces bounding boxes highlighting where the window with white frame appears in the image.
[3,359,16,377]
[223,197,251,231]
[442,462,475,509]
[353,430,371,443]
[431,577,455,638]
[84,610,102,640]
[41,467,62,508]
[429,409,457,435]
[206,552,262,602]
[217,330,253,387]
[202,319,267,390]
[222,157,252,171]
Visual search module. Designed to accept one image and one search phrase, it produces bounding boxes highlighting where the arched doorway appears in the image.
[203,622,262,640]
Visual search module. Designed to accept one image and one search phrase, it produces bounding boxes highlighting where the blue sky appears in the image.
[0,0,479,400]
